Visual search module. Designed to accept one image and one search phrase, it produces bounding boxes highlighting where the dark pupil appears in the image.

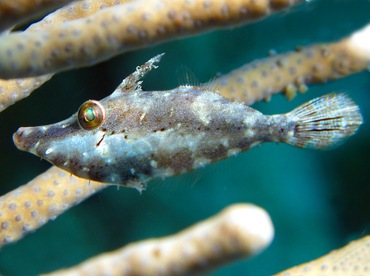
[84,107,96,122]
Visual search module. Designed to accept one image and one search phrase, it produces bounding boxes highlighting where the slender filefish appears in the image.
[13,54,363,191]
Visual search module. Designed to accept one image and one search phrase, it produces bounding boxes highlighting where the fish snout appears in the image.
[13,127,41,153]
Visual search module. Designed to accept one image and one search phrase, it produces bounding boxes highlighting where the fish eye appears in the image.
[77,100,106,130]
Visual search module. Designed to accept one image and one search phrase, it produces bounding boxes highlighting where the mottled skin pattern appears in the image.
[13,87,284,186]
[13,55,363,188]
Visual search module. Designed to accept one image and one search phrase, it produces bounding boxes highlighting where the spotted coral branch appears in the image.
[0,0,304,112]
[0,75,52,111]
[46,203,274,276]
[275,235,370,275]
[0,166,107,247]
[0,0,131,113]
[0,0,99,112]
[0,0,76,32]
[27,0,133,31]
[215,24,370,105]
[0,0,304,79]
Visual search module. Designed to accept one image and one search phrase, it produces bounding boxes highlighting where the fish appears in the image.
[13,54,363,191]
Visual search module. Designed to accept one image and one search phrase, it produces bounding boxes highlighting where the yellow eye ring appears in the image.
[77,100,106,130]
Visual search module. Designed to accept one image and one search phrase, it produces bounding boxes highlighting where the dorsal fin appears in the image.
[176,65,200,88]
[203,76,221,93]
[113,53,165,95]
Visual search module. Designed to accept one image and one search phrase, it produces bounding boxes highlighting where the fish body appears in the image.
[13,54,363,190]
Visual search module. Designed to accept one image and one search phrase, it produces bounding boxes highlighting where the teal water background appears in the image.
[0,0,370,274]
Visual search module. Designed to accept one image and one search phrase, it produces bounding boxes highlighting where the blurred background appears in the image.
[0,0,370,274]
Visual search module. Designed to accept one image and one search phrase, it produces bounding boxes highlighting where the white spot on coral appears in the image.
[45,148,53,155]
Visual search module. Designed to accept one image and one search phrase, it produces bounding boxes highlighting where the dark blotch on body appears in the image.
[156,149,194,174]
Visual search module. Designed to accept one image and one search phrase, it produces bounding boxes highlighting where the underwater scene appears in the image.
[0,0,370,274]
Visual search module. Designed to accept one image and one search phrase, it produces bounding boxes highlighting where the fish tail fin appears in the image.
[285,93,363,149]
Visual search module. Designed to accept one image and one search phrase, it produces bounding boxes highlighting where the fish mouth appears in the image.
[13,127,40,153]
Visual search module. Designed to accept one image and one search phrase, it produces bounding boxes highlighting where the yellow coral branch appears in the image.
[0,0,304,112]
[0,75,52,111]
[0,0,304,79]
[275,235,370,275]
[0,0,76,31]
[28,0,133,31]
[47,204,274,276]
[215,24,370,105]
[0,166,107,247]
[0,0,132,112]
